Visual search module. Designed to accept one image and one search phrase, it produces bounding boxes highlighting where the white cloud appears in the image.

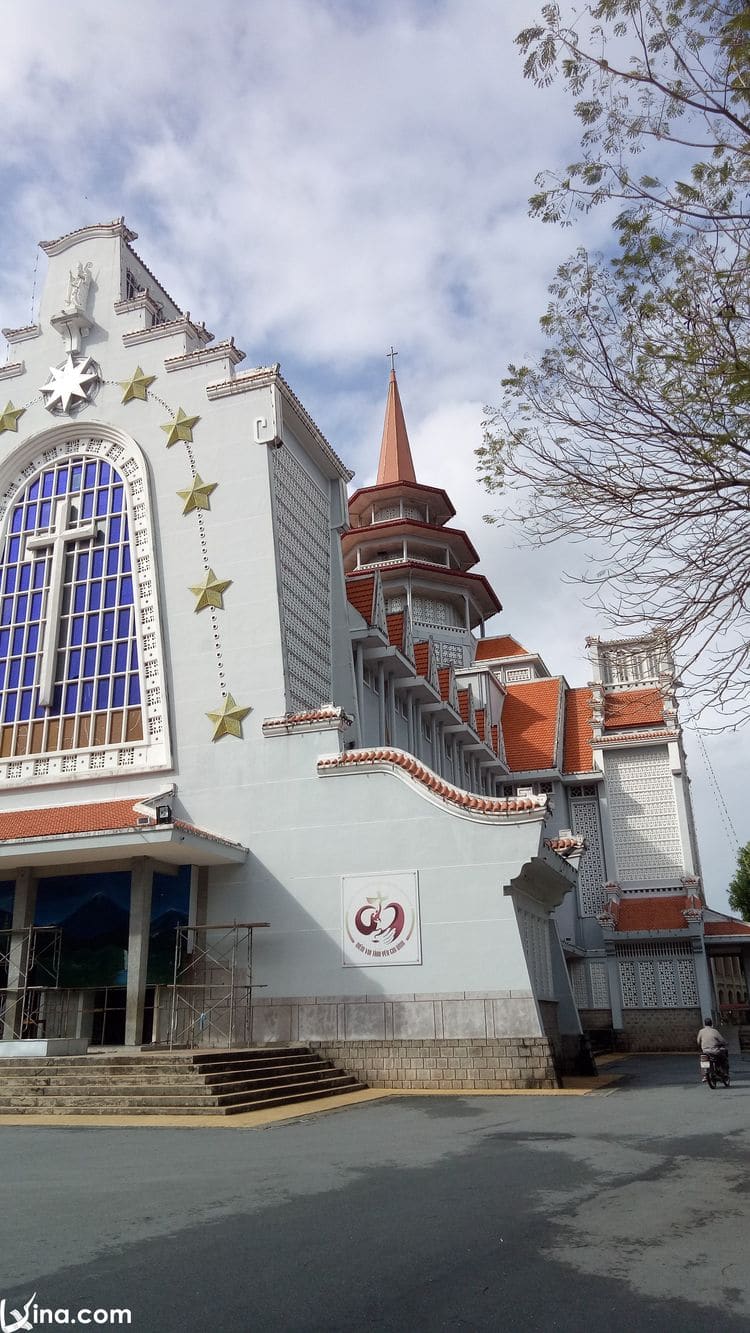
[1,0,746,910]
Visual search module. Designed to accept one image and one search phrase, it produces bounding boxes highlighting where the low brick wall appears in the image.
[579,1009,613,1030]
[310,1038,560,1090]
[619,1007,702,1051]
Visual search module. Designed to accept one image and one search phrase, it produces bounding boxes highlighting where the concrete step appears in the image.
[0,1073,360,1112]
[0,1044,366,1116]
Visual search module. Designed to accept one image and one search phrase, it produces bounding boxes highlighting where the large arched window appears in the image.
[0,428,170,786]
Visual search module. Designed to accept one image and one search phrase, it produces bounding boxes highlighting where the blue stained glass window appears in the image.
[0,454,143,746]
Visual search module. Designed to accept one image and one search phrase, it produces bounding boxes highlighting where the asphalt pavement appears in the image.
[0,1053,748,1332]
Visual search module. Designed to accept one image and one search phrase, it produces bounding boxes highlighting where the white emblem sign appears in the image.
[342,871,421,967]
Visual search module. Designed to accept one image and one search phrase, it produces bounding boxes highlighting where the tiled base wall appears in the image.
[310,1038,560,1090]
[619,1007,702,1051]
[249,992,542,1045]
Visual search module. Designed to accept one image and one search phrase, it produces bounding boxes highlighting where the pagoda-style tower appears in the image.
[342,369,501,668]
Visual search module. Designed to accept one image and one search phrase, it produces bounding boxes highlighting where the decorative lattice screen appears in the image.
[616,941,699,1008]
[603,747,684,880]
[570,797,607,916]
[272,448,332,712]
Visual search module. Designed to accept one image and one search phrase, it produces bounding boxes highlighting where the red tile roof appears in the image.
[704,920,750,936]
[0,799,151,841]
[563,687,595,774]
[386,611,405,652]
[502,679,562,772]
[475,707,486,742]
[457,688,471,724]
[413,641,430,677]
[491,723,499,756]
[318,748,548,817]
[603,688,664,730]
[616,896,690,932]
[475,635,529,660]
[346,574,375,624]
[437,667,453,702]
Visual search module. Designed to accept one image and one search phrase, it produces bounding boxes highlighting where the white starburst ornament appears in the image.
[40,353,100,414]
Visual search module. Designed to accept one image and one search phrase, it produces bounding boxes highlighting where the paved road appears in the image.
[0,1055,748,1332]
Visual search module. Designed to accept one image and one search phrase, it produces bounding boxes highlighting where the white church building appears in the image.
[0,220,747,1090]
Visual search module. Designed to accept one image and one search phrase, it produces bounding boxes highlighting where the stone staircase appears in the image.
[0,1045,367,1116]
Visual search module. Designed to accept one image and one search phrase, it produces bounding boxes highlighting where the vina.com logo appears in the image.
[0,1295,132,1330]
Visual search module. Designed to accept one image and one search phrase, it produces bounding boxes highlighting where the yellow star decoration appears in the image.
[177,474,217,514]
[207,693,252,741]
[0,402,25,434]
[189,568,233,612]
[161,407,200,447]
[118,366,155,404]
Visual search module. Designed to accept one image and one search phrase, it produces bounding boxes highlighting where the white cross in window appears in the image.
[25,497,100,708]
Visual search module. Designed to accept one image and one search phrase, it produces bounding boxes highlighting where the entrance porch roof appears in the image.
[0,797,248,870]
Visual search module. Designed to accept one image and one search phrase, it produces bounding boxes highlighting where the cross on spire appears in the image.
[387,346,398,374]
[25,497,99,708]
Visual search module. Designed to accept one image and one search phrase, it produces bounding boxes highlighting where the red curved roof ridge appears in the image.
[546,835,586,855]
[604,688,665,730]
[475,635,529,660]
[318,748,548,815]
[601,729,678,745]
[348,479,455,516]
[563,687,595,774]
[502,679,562,772]
[263,707,351,728]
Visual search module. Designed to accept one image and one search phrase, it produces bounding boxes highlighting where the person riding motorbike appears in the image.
[697,1017,729,1081]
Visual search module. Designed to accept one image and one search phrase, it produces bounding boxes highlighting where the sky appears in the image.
[0,0,745,911]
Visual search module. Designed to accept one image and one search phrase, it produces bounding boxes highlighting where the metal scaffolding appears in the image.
[0,925,62,1039]
[165,921,269,1050]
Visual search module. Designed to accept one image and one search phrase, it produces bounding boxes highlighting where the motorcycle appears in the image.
[700,1049,730,1089]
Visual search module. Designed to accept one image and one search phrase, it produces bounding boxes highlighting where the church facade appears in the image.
[0,221,747,1087]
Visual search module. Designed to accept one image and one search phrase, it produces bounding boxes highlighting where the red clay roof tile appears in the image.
[502,679,562,772]
[616,896,689,931]
[0,799,150,842]
[704,920,750,936]
[604,688,664,730]
[475,635,529,660]
[345,574,375,624]
[563,687,595,774]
